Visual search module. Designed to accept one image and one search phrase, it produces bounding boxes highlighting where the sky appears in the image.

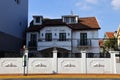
[28,0,120,38]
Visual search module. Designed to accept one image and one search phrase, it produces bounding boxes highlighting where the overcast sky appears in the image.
[28,0,120,38]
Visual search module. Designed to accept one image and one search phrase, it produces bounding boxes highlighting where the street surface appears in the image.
[0,79,120,80]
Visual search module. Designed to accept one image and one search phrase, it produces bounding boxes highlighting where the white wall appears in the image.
[116,63,120,74]
[40,26,71,39]
[28,58,54,74]
[0,58,23,74]
[0,51,118,74]
[58,58,83,73]
[87,58,113,74]
[37,26,72,50]
[72,30,99,53]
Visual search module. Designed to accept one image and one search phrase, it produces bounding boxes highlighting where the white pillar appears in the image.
[53,48,58,74]
[109,51,118,74]
[81,51,87,74]
[23,48,28,75]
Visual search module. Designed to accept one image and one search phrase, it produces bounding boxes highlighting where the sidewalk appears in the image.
[0,74,120,79]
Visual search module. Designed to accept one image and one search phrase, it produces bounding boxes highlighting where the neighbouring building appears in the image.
[26,15,100,57]
[116,25,120,50]
[0,0,28,52]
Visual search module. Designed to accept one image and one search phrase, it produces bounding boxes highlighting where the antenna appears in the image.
[71,10,74,15]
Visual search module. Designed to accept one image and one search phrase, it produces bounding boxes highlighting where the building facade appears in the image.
[116,25,120,50]
[0,0,28,51]
[26,15,100,57]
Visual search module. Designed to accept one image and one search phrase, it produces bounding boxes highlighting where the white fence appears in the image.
[0,58,22,74]
[0,51,119,74]
[28,58,54,74]
[58,58,83,73]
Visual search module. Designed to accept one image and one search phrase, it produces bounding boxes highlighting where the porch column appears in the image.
[81,51,87,74]
[109,51,118,74]
[53,47,58,74]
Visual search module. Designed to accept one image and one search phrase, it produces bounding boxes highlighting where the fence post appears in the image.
[22,47,28,76]
[109,51,118,74]
[81,51,87,74]
[53,47,58,74]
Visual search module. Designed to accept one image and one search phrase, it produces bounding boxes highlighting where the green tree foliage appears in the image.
[104,37,118,51]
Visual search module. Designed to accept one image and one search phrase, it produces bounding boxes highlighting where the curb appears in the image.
[0,74,120,79]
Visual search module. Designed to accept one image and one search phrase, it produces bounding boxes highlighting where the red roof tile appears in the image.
[105,32,114,38]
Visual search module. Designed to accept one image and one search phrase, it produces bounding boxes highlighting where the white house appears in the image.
[26,15,100,57]
[0,0,28,52]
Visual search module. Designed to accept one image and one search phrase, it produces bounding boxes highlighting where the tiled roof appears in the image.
[26,17,100,32]
[105,32,114,38]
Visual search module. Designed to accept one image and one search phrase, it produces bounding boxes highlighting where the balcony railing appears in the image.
[77,39,91,47]
[38,38,71,42]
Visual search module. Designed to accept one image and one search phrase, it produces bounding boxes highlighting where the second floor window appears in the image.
[45,33,52,41]
[80,33,87,45]
[30,34,37,42]
[59,33,66,41]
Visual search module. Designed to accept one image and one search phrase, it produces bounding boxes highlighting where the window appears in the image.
[59,33,66,41]
[45,33,52,41]
[64,17,69,23]
[36,17,40,23]
[63,16,78,24]
[80,33,87,45]
[15,0,20,4]
[71,17,76,23]
[30,34,37,42]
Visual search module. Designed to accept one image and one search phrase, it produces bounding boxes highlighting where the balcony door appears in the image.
[80,33,87,45]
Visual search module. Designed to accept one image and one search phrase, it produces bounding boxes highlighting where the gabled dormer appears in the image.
[62,15,78,24]
[33,15,43,25]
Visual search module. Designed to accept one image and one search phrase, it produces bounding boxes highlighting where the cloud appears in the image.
[75,0,100,11]
[86,0,98,4]
[75,2,91,10]
[111,0,120,10]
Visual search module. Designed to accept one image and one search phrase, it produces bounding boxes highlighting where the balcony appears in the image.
[77,39,91,47]
[37,39,71,51]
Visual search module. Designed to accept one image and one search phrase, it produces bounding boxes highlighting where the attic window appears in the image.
[33,16,43,25]
[15,0,20,4]
[62,16,78,24]
[71,17,76,23]
[36,17,40,23]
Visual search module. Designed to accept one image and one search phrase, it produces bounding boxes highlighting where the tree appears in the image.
[104,37,118,51]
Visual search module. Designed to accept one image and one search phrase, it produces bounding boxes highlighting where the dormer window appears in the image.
[33,16,43,25]
[62,15,78,24]
[36,17,40,23]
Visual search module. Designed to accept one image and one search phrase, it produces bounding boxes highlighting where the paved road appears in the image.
[0,78,120,80]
